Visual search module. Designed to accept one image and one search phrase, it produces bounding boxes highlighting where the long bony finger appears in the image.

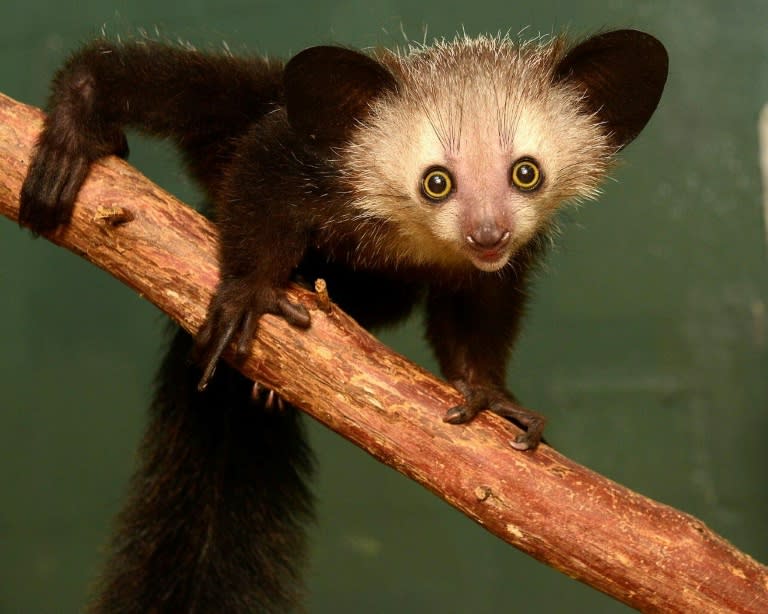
[196,317,240,391]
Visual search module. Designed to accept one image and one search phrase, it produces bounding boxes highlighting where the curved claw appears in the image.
[274,296,311,328]
[443,403,481,424]
[196,316,240,391]
[444,382,547,451]
[195,284,312,392]
[234,294,311,357]
[235,310,258,357]
[509,430,542,452]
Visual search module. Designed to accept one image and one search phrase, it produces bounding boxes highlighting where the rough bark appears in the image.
[1,91,766,613]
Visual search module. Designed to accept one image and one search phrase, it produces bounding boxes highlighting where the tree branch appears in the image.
[1,91,766,613]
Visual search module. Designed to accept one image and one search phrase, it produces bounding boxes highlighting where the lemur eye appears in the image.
[421,167,454,202]
[510,157,542,191]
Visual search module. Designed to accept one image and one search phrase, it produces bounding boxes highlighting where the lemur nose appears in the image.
[467,225,511,250]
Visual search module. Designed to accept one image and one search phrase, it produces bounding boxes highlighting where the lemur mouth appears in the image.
[467,246,512,272]
[476,246,506,261]
[465,230,512,272]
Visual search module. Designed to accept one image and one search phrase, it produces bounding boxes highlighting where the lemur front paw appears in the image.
[20,145,92,233]
[444,381,546,451]
[195,280,310,391]
[19,121,128,233]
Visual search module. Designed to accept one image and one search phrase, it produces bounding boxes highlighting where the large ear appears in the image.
[284,46,397,145]
[555,30,668,150]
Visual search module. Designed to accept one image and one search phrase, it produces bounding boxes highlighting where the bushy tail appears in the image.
[88,329,315,613]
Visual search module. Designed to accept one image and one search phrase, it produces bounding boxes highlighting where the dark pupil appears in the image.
[428,174,447,194]
[516,164,534,184]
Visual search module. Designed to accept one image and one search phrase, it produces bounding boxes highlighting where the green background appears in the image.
[1,1,766,612]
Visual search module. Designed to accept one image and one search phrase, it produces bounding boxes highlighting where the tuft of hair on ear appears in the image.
[554,29,668,150]
[284,46,398,146]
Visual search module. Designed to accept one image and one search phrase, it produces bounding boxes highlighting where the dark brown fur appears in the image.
[19,31,667,612]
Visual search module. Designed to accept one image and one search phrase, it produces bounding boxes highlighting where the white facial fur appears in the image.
[342,34,614,272]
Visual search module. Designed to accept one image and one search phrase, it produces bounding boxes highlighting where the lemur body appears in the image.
[19,30,667,612]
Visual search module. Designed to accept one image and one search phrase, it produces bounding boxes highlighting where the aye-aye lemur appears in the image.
[18,28,667,613]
